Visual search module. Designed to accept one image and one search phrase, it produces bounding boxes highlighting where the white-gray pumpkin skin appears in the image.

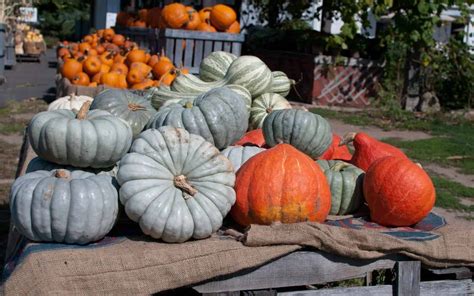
[28,109,133,168]
[199,51,237,82]
[316,160,365,215]
[221,146,266,172]
[117,127,236,243]
[26,157,118,177]
[250,93,292,129]
[146,86,249,150]
[10,169,119,244]
[91,89,156,137]
[263,109,332,159]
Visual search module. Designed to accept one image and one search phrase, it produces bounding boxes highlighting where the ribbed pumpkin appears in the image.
[199,51,237,82]
[319,134,352,161]
[233,129,266,147]
[147,86,248,150]
[231,144,331,226]
[221,146,266,172]
[162,3,189,29]
[28,102,133,168]
[117,127,236,243]
[316,160,364,215]
[90,89,156,137]
[270,71,295,97]
[250,93,292,129]
[363,156,435,226]
[48,94,93,112]
[210,4,236,31]
[61,59,82,80]
[10,169,118,244]
[26,157,118,177]
[263,109,332,159]
[171,55,273,98]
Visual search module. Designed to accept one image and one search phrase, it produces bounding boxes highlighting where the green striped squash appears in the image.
[270,71,295,97]
[199,51,237,82]
[263,109,332,159]
[250,93,292,129]
[171,56,273,98]
[316,160,365,215]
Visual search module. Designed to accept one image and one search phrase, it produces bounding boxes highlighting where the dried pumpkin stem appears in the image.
[339,132,357,146]
[265,107,273,113]
[184,101,194,109]
[54,169,70,179]
[330,161,351,171]
[76,101,92,120]
[128,103,146,111]
[174,175,197,198]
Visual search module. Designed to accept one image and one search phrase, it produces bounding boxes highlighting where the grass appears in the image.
[0,99,47,135]
[431,175,474,213]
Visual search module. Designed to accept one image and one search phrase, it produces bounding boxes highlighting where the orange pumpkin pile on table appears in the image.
[116,3,240,34]
[57,28,186,90]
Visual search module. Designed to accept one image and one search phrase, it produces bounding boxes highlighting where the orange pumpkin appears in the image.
[161,3,189,29]
[116,73,128,89]
[131,79,155,90]
[71,72,90,86]
[86,48,98,56]
[99,63,111,74]
[152,58,174,78]
[138,9,148,21]
[133,20,147,28]
[114,54,127,64]
[57,47,70,58]
[127,68,146,85]
[210,4,236,31]
[101,72,120,87]
[198,7,212,24]
[147,54,159,67]
[363,156,435,226]
[99,52,115,67]
[95,44,106,54]
[112,34,125,46]
[103,28,115,42]
[126,49,147,65]
[96,29,104,38]
[92,72,103,83]
[78,42,92,53]
[197,22,217,32]
[83,56,102,76]
[88,82,98,87]
[319,134,352,161]
[110,63,129,75]
[160,69,177,86]
[184,6,201,30]
[61,59,83,81]
[103,42,120,54]
[231,144,331,226]
[130,62,152,76]
[83,35,93,44]
[234,129,266,147]
[226,21,240,34]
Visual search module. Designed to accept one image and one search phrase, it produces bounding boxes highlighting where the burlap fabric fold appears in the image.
[244,220,474,269]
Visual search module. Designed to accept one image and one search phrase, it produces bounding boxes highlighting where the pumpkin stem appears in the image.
[184,101,194,109]
[128,103,146,111]
[265,107,273,113]
[69,93,76,101]
[330,161,351,171]
[54,169,70,179]
[76,101,92,120]
[339,132,357,146]
[174,175,197,198]
[415,163,423,169]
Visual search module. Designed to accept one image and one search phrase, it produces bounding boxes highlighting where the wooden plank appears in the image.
[184,39,194,68]
[161,28,245,42]
[213,41,223,52]
[223,41,232,52]
[277,280,473,296]
[395,261,420,296]
[203,41,214,59]
[174,38,184,68]
[231,42,242,56]
[193,40,204,68]
[165,38,175,62]
[427,267,473,280]
[193,251,400,293]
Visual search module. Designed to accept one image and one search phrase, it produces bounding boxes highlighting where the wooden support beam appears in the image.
[394,261,421,296]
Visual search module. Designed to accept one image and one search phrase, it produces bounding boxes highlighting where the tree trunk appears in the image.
[401,50,421,111]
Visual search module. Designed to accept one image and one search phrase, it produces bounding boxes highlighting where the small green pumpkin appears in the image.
[250,93,292,129]
[28,102,133,168]
[90,89,156,137]
[316,160,365,215]
[263,109,332,159]
[199,51,237,82]
[147,86,249,150]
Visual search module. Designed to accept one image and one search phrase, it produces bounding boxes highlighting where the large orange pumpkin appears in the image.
[83,56,102,76]
[126,49,147,65]
[234,129,266,147]
[210,4,236,31]
[184,6,201,30]
[231,144,331,226]
[161,3,189,29]
[363,156,436,227]
[61,59,83,80]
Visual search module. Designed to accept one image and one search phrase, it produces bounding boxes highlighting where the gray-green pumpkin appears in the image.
[28,102,133,168]
[199,51,237,82]
[250,93,292,129]
[263,109,332,159]
[146,86,249,150]
[91,89,156,137]
[316,160,365,215]
[10,169,118,244]
[221,146,266,172]
[26,157,118,177]
[117,126,236,243]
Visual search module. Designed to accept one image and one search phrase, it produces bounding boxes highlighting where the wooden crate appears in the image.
[156,29,245,74]
[115,27,159,53]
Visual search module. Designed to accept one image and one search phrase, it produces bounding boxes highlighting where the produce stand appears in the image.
[115,27,245,74]
[3,134,473,295]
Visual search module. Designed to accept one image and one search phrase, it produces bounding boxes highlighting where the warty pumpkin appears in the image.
[231,144,331,226]
[363,156,435,226]
[117,126,236,242]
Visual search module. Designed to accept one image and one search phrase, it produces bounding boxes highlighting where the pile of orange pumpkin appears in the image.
[57,28,186,90]
[116,3,240,34]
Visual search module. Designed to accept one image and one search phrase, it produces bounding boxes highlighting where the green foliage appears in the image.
[431,175,474,214]
[36,0,91,40]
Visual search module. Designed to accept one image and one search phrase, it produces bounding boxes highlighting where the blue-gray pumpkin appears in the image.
[146,86,248,150]
[28,102,133,168]
[91,89,156,137]
[26,157,118,177]
[10,169,118,244]
[316,160,365,215]
[263,109,332,159]
[117,126,236,243]
[221,146,266,172]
